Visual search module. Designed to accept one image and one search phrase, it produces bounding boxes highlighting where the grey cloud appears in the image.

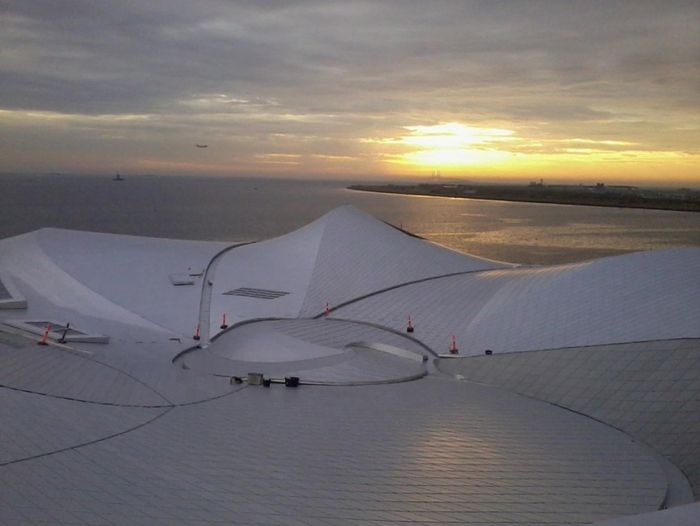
[0,0,698,173]
[503,104,616,122]
[2,1,697,111]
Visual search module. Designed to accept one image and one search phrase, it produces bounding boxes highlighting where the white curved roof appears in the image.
[209,205,509,330]
[0,208,697,353]
[334,247,700,354]
[179,319,429,384]
[0,228,227,336]
[0,205,698,524]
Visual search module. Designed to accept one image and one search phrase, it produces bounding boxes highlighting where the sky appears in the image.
[1,0,699,185]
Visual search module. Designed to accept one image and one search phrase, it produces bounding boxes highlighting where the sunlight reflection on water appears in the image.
[374,193,700,264]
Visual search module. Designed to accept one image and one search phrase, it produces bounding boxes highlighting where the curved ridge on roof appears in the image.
[208,208,329,328]
[333,247,700,354]
[296,205,510,316]
[208,205,509,329]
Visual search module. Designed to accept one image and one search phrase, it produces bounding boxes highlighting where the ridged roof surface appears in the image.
[1,206,698,524]
[334,248,700,354]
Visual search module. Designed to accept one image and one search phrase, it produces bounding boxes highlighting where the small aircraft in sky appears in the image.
[196,144,208,148]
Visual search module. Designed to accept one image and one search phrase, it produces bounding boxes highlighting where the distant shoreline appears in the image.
[348,184,700,213]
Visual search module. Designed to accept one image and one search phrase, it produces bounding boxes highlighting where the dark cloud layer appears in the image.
[1,0,698,180]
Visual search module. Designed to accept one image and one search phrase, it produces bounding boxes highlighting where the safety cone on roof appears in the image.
[193,323,201,341]
[406,315,414,333]
[37,323,52,346]
[220,313,228,330]
[449,335,458,354]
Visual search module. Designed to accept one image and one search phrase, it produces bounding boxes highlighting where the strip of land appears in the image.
[348,183,700,212]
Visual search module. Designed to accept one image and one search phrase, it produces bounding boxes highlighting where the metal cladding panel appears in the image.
[334,248,700,355]
[1,207,698,524]
[439,338,700,499]
[1,377,667,524]
[298,206,510,317]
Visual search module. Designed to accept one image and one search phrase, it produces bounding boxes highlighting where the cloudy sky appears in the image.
[1,0,699,184]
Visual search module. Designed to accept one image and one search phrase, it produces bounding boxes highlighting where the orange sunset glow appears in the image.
[370,122,698,183]
[0,2,698,186]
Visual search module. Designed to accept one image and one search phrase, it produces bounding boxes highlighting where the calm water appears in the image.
[1,174,698,265]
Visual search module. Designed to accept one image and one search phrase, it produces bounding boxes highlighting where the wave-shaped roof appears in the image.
[334,247,700,354]
[1,205,698,524]
[209,205,509,327]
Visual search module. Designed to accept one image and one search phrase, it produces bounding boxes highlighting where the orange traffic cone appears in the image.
[449,335,458,354]
[37,323,52,346]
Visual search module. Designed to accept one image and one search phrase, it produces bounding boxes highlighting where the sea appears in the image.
[1,174,699,265]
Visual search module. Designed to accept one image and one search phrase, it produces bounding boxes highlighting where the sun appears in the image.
[397,122,515,168]
[404,147,512,167]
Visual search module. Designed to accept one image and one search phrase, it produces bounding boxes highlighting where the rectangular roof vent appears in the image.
[169,273,195,286]
[223,287,290,300]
